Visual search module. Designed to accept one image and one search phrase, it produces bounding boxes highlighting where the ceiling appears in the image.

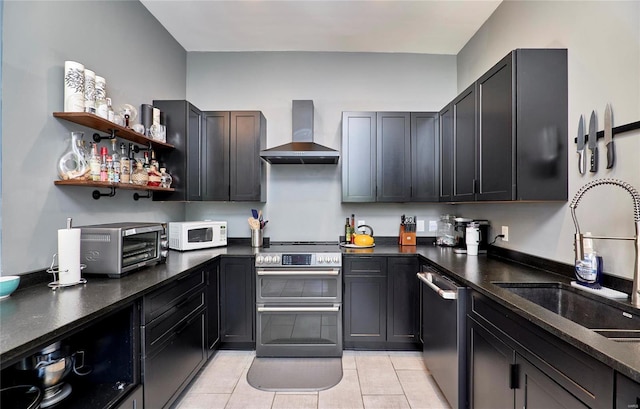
[140,0,502,55]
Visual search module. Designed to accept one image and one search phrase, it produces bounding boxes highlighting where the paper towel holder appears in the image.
[46,252,87,290]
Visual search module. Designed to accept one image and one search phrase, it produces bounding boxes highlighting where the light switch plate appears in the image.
[417,220,425,232]
[428,220,438,232]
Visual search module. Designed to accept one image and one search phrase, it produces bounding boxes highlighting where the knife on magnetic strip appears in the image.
[576,115,586,174]
[604,104,614,169]
[588,110,598,173]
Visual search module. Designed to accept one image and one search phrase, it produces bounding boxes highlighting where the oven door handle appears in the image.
[256,269,340,276]
[257,305,341,313]
[417,272,457,300]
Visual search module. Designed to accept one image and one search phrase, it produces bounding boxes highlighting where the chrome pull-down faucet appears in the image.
[569,178,640,307]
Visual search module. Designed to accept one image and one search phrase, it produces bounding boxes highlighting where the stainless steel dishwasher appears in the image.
[418,266,468,409]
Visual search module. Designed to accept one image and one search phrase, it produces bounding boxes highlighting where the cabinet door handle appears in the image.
[257,306,340,313]
[509,363,520,389]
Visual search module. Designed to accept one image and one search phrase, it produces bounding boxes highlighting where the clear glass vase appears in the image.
[58,132,89,180]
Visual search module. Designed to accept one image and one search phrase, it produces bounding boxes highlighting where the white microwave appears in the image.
[168,221,227,251]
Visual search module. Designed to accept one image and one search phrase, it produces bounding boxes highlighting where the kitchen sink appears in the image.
[494,282,639,341]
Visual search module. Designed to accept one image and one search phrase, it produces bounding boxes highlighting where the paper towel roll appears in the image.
[58,228,81,285]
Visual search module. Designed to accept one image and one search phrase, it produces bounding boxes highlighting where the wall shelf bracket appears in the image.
[92,187,116,200]
[133,191,152,201]
[92,129,117,143]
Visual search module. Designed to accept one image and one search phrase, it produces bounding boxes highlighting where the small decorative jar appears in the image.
[131,161,149,186]
[147,165,162,187]
[160,167,173,188]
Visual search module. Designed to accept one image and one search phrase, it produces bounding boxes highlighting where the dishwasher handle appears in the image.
[417,272,457,300]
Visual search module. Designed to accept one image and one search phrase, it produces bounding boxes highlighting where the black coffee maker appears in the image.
[453,219,490,254]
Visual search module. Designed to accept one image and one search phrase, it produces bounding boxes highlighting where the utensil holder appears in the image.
[251,229,263,248]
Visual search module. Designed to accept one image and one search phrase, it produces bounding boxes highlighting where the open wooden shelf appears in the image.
[53,112,175,149]
[54,180,174,192]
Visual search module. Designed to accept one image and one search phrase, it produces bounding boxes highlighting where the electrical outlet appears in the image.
[428,220,438,232]
[417,220,425,232]
[357,220,365,226]
[501,225,509,242]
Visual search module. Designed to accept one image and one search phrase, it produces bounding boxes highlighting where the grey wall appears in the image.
[185,52,457,241]
[2,0,187,275]
[455,0,640,280]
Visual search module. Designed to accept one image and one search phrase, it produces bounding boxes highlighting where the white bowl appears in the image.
[0,276,21,299]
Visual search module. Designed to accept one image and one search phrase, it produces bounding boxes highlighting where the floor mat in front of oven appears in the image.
[247,357,343,392]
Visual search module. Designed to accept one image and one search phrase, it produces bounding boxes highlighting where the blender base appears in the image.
[41,383,72,408]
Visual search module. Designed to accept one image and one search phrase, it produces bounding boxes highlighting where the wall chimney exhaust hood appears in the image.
[260,100,340,164]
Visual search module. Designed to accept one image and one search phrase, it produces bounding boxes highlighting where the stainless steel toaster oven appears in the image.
[79,222,167,278]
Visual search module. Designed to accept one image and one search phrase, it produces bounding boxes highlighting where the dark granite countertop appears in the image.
[1,242,638,384]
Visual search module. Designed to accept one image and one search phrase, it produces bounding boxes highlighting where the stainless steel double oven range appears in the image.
[255,244,343,357]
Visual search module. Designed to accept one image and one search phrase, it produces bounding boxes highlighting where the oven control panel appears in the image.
[255,252,342,267]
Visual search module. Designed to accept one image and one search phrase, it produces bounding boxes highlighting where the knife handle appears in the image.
[590,147,598,173]
[578,150,586,175]
[606,143,615,169]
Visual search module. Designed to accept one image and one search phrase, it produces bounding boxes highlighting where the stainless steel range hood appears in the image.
[260,100,340,164]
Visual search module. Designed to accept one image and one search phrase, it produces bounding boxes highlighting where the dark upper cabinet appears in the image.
[342,112,377,202]
[342,111,438,203]
[202,112,230,201]
[153,103,266,202]
[229,111,267,202]
[411,112,439,202]
[439,104,454,202]
[512,49,567,201]
[477,52,515,201]
[152,100,202,201]
[452,83,477,202]
[377,112,411,202]
[440,48,568,202]
[203,111,266,202]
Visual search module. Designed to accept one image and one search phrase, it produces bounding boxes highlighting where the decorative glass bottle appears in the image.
[131,161,149,186]
[160,167,173,188]
[58,132,89,180]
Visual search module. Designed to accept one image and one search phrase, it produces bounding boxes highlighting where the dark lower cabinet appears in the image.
[219,257,255,348]
[468,318,514,409]
[206,260,220,358]
[467,290,614,409]
[515,354,588,409]
[114,385,142,409]
[142,269,207,409]
[616,373,640,409]
[343,256,419,350]
[387,257,419,344]
[344,271,387,345]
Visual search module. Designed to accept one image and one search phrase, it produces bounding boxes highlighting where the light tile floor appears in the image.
[176,350,451,409]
